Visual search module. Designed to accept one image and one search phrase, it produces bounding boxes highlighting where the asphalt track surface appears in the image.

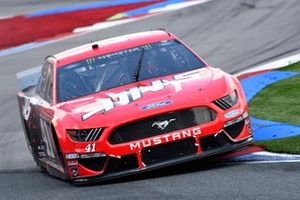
[0,0,104,16]
[0,0,300,199]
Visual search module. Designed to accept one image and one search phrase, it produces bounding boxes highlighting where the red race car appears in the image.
[17,30,253,184]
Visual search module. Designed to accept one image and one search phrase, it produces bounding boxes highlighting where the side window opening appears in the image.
[44,70,53,105]
[36,62,49,96]
[36,60,54,104]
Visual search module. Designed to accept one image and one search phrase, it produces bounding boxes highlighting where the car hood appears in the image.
[55,67,232,127]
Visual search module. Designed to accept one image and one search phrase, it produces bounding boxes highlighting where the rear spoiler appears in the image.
[16,66,41,91]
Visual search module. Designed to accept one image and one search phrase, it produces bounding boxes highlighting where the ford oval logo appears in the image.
[140,100,173,110]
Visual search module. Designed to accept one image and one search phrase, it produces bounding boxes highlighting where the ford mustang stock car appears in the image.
[17,30,253,184]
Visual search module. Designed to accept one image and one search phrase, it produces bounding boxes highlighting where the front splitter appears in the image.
[72,137,253,185]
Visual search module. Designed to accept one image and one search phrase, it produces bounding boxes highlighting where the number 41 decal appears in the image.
[85,143,96,153]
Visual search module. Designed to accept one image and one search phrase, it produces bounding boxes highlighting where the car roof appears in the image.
[54,30,175,68]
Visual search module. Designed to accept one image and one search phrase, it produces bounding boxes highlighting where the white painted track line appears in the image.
[236,52,300,76]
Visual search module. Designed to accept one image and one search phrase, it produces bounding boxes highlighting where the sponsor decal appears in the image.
[224,109,239,118]
[81,69,204,121]
[129,127,201,150]
[67,160,78,166]
[22,96,40,121]
[71,167,79,177]
[152,118,176,130]
[242,111,249,118]
[80,153,106,159]
[23,97,31,121]
[140,100,173,110]
[82,79,182,120]
[66,153,79,160]
[224,112,249,127]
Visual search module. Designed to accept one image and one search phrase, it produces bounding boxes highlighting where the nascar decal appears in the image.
[129,127,201,150]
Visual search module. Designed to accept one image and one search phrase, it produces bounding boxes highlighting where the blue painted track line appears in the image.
[121,0,185,17]
[240,70,300,141]
[26,0,158,17]
[251,117,300,141]
[240,71,298,102]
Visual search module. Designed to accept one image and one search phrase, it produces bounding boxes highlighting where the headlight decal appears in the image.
[213,90,238,110]
[67,128,103,142]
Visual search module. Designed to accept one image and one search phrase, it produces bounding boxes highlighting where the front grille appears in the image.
[108,107,216,144]
[200,131,231,151]
[78,157,106,171]
[141,138,197,165]
[224,119,245,139]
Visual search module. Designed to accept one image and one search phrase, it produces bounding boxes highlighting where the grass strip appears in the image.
[249,61,300,153]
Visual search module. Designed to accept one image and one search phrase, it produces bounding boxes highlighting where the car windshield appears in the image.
[57,39,205,102]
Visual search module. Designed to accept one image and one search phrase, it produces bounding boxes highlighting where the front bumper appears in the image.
[72,136,253,185]
[65,109,252,183]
